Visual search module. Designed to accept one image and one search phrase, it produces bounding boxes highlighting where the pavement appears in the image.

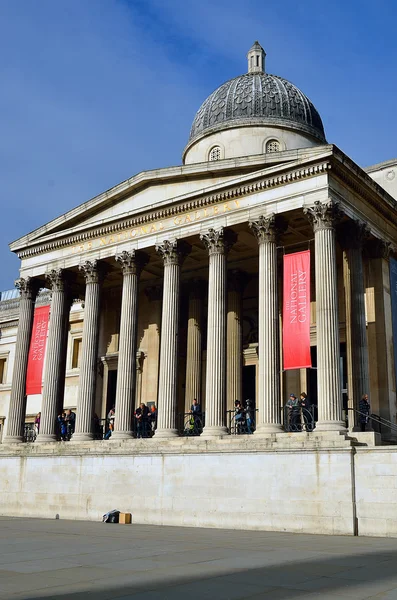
[1,517,397,599]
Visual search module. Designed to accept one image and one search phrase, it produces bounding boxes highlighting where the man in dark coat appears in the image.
[359,394,371,432]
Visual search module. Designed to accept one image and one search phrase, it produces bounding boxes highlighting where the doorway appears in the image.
[106,370,117,414]
[242,365,256,406]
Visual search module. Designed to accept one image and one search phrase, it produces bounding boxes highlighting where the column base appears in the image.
[70,432,94,442]
[254,424,283,436]
[111,431,134,441]
[2,435,24,444]
[201,426,228,438]
[35,433,58,444]
[154,428,179,438]
[315,420,347,433]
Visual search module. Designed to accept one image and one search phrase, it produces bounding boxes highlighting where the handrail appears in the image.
[348,408,397,434]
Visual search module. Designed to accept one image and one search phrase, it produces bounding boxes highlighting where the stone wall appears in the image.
[355,448,397,537]
[1,440,395,537]
[0,439,355,535]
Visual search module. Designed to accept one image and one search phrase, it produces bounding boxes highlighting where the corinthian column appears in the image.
[36,269,72,443]
[340,221,370,430]
[73,261,105,441]
[304,200,346,432]
[155,240,190,437]
[227,270,248,411]
[4,278,40,443]
[184,280,204,413]
[112,250,148,440]
[201,227,236,437]
[249,215,283,434]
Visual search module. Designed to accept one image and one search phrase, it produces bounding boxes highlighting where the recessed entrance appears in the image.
[242,365,256,406]
[106,370,117,414]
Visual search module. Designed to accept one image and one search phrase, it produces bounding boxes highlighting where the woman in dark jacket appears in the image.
[359,394,370,432]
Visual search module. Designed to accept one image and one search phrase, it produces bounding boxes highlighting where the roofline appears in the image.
[364,158,397,173]
[9,146,330,252]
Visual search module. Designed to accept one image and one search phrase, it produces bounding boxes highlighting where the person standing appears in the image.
[300,392,313,432]
[135,403,149,438]
[245,399,254,434]
[65,409,76,439]
[104,407,115,440]
[286,394,301,431]
[148,404,157,435]
[58,412,68,441]
[34,412,41,437]
[359,394,371,432]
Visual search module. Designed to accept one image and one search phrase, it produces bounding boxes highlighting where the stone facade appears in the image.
[1,44,397,537]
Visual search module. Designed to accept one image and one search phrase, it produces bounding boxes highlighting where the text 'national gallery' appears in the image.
[1,43,397,537]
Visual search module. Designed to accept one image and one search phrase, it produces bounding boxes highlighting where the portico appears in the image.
[2,143,396,445]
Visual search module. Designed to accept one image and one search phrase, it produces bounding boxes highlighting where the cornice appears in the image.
[329,151,397,226]
[11,148,327,252]
[16,160,331,259]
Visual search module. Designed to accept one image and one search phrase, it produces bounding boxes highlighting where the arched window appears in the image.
[265,139,280,153]
[209,146,221,161]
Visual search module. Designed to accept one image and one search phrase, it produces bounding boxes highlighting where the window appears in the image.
[209,146,221,161]
[71,338,82,369]
[266,139,280,153]
[0,358,5,384]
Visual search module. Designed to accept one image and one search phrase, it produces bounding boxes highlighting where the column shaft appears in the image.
[113,251,146,440]
[201,228,236,436]
[36,270,71,443]
[226,271,246,411]
[4,278,39,443]
[249,216,283,434]
[341,221,371,429]
[74,261,104,441]
[184,283,203,412]
[305,201,345,431]
[155,240,189,437]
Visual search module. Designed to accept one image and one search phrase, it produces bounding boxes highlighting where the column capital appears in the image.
[145,284,162,302]
[200,227,237,255]
[15,277,40,300]
[303,200,343,232]
[79,260,107,284]
[338,220,370,250]
[115,250,149,276]
[365,237,393,260]
[45,268,75,294]
[155,239,191,266]
[249,214,285,244]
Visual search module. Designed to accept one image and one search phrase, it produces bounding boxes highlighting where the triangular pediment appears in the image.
[10,146,333,254]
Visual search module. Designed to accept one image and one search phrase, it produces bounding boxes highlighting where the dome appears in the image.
[186,43,326,153]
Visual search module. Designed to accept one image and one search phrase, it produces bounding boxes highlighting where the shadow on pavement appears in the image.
[24,547,397,600]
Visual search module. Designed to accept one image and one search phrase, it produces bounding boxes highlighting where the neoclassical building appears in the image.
[1,42,397,445]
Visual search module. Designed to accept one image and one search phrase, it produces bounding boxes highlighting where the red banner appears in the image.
[26,305,50,395]
[283,251,312,370]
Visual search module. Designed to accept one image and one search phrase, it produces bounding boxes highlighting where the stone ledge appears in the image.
[0,431,363,457]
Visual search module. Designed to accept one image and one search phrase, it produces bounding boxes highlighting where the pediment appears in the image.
[10,146,332,255]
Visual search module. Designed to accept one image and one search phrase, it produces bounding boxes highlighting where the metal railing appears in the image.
[348,408,397,438]
[283,405,316,432]
[23,423,37,443]
[227,409,257,434]
[177,412,205,436]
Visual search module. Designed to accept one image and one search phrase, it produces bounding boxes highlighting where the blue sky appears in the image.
[0,0,396,290]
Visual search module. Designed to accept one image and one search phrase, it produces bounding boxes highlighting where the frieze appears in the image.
[16,162,331,260]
